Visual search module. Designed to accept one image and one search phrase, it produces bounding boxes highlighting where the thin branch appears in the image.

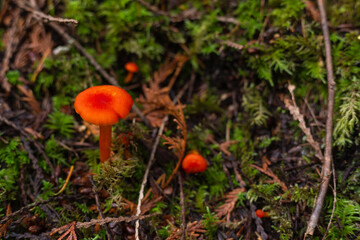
[284,84,323,161]
[178,173,186,240]
[13,0,78,24]
[135,116,168,240]
[305,0,336,236]
[322,161,337,240]
[76,213,157,229]
[89,176,113,240]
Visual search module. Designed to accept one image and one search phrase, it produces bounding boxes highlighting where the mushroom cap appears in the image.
[74,85,133,125]
[256,209,268,218]
[182,151,207,173]
[125,62,138,73]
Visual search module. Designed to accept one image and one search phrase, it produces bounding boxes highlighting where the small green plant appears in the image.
[270,0,305,30]
[158,225,171,239]
[242,84,272,126]
[247,183,281,203]
[0,138,30,202]
[202,206,219,239]
[6,70,20,85]
[333,77,360,147]
[287,184,316,208]
[195,186,209,212]
[205,153,228,198]
[45,110,75,138]
[325,198,360,239]
[258,136,280,149]
[185,92,223,115]
[45,135,68,167]
[94,155,139,207]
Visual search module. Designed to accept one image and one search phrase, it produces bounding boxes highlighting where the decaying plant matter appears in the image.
[1,0,360,239]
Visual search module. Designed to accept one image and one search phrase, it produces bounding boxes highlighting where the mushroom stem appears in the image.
[124,72,133,84]
[99,125,112,163]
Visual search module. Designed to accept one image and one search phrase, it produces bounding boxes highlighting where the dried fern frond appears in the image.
[137,55,189,188]
[215,188,246,221]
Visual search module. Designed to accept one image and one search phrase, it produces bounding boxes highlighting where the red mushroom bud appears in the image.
[182,151,207,173]
[74,85,133,163]
[124,62,138,84]
[256,209,269,218]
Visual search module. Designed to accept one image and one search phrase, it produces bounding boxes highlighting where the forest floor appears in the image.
[0,0,360,239]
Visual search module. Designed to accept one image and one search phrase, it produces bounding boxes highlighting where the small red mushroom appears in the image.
[124,62,138,84]
[182,151,207,173]
[74,85,133,163]
[256,209,269,218]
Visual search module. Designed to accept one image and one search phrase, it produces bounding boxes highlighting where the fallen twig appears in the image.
[305,0,336,236]
[89,176,113,240]
[13,0,78,24]
[178,173,186,240]
[322,161,337,240]
[76,213,157,228]
[283,84,323,161]
[135,116,168,240]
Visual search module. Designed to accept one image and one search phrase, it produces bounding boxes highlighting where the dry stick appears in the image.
[305,0,336,236]
[178,173,186,240]
[285,84,323,161]
[13,0,78,24]
[47,22,152,128]
[134,82,189,239]
[75,214,158,229]
[89,176,113,240]
[135,115,168,240]
[322,161,337,240]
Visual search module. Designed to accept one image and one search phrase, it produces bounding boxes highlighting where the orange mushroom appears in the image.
[256,209,269,218]
[182,151,207,173]
[74,85,133,163]
[124,62,138,84]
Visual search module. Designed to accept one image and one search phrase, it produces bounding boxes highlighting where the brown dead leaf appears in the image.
[50,221,77,240]
[250,156,288,192]
[215,188,246,221]
[140,196,163,214]
[304,0,320,23]
[14,24,53,70]
[78,121,100,143]
[0,205,12,237]
[166,220,206,240]
[17,85,42,114]
[283,83,323,161]
[137,54,188,128]
[137,54,189,190]
[31,46,51,82]
[24,127,44,139]
[219,140,239,156]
